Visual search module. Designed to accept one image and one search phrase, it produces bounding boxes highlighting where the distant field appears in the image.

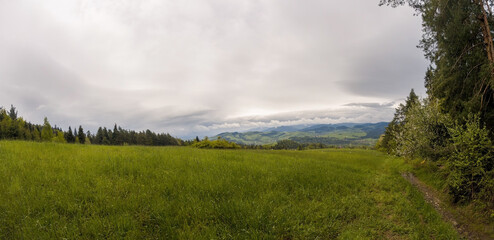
[0,141,458,239]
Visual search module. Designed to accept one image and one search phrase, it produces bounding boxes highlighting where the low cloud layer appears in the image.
[0,0,427,138]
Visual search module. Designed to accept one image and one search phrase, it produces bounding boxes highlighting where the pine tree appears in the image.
[8,105,17,120]
[65,126,75,143]
[94,127,104,144]
[73,128,78,143]
[112,124,121,145]
[380,0,494,131]
[78,126,86,144]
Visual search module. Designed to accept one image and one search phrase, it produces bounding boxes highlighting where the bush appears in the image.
[447,114,494,203]
[397,99,452,161]
[192,138,241,149]
[272,139,301,150]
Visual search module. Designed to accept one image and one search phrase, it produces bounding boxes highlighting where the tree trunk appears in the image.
[477,0,494,64]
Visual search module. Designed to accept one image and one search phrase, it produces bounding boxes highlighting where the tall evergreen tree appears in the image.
[78,126,86,144]
[112,124,121,145]
[102,127,110,145]
[380,0,494,131]
[94,127,104,144]
[8,104,17,120]
[74,127,78,142]
[65,126,75,143]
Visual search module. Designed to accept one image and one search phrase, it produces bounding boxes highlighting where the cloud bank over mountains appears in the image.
[0,0,426,138]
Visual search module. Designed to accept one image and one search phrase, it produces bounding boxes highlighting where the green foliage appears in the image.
[397,99,452,161]
[32,128,41,142]
[0,105,181,147]
[8,105,17,121]
[380,94,494,204]
[216,123,387,146]
[381,0,494,130]
[78,126,85,144]
[53,130,67,143]
[379,89,421,155]
[381,0,494,205]
[0,141,459,238]
[41,117,54,142]
[65,126,75,143]
[273,139,301,150]
[447,115,494,203]
[192,137,241,149]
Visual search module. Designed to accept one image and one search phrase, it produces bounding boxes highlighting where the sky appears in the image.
[0,0,427,138]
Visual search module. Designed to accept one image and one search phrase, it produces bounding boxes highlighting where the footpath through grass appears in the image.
[0,141,458,239]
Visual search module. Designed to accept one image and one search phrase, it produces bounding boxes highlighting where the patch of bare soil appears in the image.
[401,172,493,240]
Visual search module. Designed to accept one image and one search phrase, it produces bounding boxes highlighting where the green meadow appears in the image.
[0,141,458,239]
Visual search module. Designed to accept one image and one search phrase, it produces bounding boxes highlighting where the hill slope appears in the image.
[216,122,388,146]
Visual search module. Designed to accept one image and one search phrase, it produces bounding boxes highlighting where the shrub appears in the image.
[192,138,241,149]
[396,99,452,161]
[447,114,494,203]
[272,139,301,150]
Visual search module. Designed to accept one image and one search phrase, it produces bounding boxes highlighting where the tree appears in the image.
[41,117,53,141]
[54,130,67,143]
[32,127,41,141]
[112,124,122,145]
[94,127,104,144]
[0,114,11,139]
[8,104,17,120]
[65,126,75,143]
[379,89,420,154]
[78,126,86,144]
[381,0,494,203]
[380,0,494,131]
[102,127,110,145]
[447,114,494,202]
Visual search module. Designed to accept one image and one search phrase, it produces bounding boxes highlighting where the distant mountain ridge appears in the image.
[214,122,389,146]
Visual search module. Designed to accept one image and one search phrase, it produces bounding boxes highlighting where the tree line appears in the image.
[378,0,494,205]
[0,105,182,146]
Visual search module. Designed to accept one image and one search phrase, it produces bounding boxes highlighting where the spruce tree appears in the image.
[8,105,17,120]
[73,128,78,143]
[66,126,75,143]
[381,0,494,131]
[78,126,86,144]
[94,127,104,144]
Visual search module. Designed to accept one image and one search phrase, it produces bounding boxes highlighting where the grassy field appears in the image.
[0,141,458,239]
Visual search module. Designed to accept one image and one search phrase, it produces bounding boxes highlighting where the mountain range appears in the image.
[214,122,389,146]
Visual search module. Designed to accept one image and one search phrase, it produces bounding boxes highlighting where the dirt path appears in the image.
[401,173,493,240]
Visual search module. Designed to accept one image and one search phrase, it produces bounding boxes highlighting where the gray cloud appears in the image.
[0,0,426,138]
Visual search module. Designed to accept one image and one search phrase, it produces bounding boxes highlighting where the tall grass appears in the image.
[0,141,457,239]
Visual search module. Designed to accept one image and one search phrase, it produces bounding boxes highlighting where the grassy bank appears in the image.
[410,160,494,238]
[0,141,458,239]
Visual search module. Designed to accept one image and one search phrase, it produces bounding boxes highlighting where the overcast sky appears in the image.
[0,0,427,138]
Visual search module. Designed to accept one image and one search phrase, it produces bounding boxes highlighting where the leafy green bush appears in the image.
[192,138,241,149]
[272,139,301,150]
[447,114,494,203]
[397,99,452,161]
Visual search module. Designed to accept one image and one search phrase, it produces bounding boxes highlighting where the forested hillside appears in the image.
[378,0,494,207]
[0,105,182,146]
[215,122,388,146]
